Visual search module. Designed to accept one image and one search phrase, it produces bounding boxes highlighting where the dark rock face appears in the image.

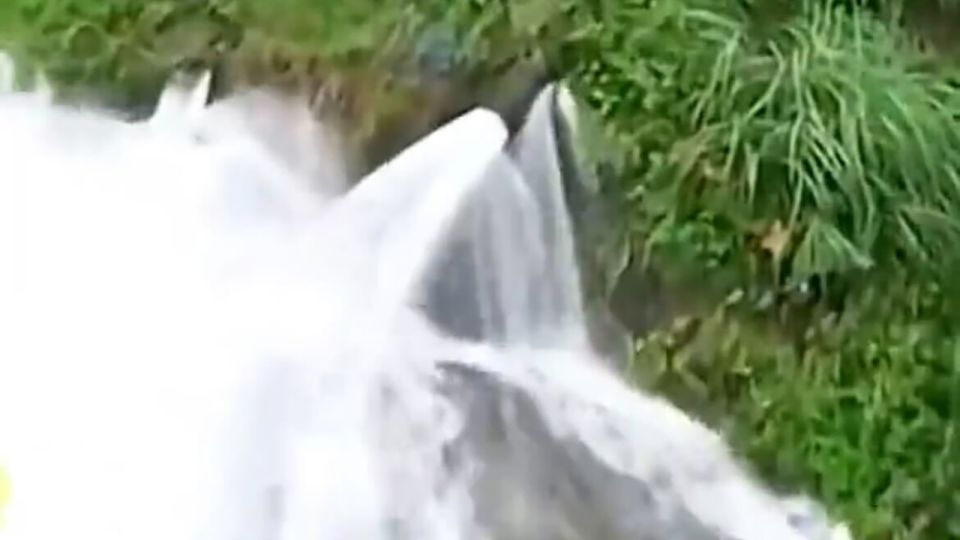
[436,362,727,540]
[607,260,679,337]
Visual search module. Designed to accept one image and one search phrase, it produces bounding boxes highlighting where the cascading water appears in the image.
[0,57,850,540]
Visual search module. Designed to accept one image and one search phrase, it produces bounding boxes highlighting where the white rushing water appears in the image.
[0,58,850,540]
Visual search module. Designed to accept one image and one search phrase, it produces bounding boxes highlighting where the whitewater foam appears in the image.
[0,60,849,540]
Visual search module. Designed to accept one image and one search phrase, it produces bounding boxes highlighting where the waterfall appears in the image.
[0,59,849,540]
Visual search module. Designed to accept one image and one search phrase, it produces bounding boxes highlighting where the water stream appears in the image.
[0,60,849,540]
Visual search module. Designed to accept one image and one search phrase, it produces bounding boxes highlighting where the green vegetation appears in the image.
[568,2,960,537]
[1,1,957,538]
[633,289,960,538]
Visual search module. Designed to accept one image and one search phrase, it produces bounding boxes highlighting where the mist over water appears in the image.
[0,62,849,540]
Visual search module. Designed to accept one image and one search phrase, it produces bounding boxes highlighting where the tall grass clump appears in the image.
[569,0,960,293]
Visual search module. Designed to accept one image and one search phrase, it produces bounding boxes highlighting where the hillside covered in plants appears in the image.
[1,1,957,538]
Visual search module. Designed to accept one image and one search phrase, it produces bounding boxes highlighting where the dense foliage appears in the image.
[0,1,957,538]
[633,288,959,538]
[566,2,960,538]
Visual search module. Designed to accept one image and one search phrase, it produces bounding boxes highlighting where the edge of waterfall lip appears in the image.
[355,108,507,190]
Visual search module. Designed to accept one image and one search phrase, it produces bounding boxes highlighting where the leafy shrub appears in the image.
[632,292,960,539]
[0,1,247,109]
[0,0,568,106]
